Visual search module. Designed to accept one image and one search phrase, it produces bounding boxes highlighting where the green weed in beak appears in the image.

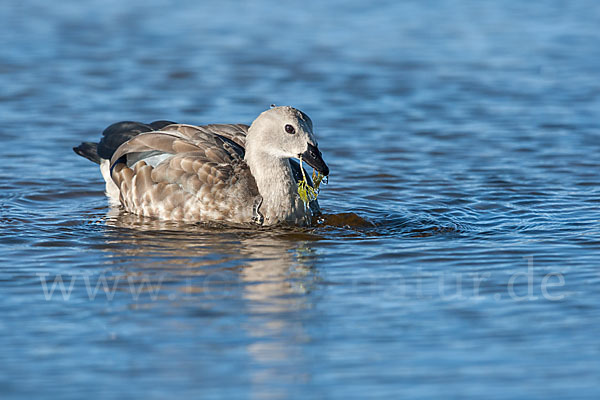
[297,155,327,205]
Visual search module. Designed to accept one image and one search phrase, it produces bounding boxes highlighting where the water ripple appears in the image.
[1,0,600,399]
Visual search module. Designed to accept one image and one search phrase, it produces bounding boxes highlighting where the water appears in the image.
[1,0,599,398]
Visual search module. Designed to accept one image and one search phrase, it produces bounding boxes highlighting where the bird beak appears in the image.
[301,143,329,176]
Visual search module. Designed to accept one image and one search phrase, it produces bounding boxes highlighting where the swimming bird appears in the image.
[73,106,329,226]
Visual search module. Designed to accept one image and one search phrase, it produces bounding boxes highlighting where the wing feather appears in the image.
[110,132,200,168]
[108,123,260,223]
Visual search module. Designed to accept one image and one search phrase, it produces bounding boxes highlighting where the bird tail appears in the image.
[73,142,101,164]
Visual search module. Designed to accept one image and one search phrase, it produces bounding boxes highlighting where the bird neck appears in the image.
[244,142,305,225]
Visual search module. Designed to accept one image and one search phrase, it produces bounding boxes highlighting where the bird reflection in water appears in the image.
[101,209,320,399]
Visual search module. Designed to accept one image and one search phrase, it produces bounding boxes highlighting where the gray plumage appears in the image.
[73,106,328,226]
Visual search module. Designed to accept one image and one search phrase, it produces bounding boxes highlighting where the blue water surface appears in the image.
[1,0,599,399]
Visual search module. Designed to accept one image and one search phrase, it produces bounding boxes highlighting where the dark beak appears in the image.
[301,143,329,176]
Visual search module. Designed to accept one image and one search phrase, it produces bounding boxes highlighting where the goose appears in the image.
[73,106,329,226]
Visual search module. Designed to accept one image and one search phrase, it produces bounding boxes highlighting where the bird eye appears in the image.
[284,124,295,134]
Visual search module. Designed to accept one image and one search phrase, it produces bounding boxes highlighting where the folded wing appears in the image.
[108,124,261,223]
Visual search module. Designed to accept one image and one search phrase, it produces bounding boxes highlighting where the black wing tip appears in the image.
[149,120,177,130]
[73,142,101,164]
[96,120,178,160]
[101,121,152,136]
